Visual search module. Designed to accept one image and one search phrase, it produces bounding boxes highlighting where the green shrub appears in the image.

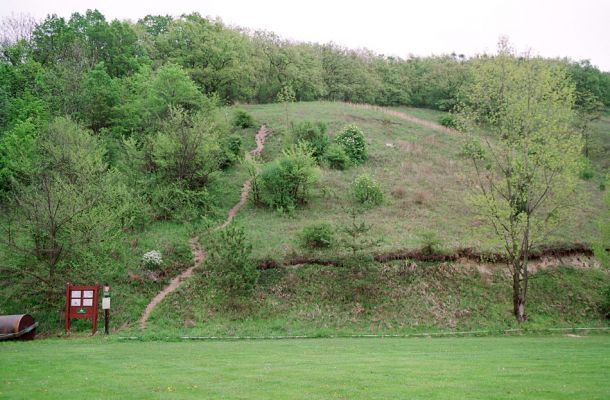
[417,230,443,255]
[299,222,334,249]
[259,144,320,211]
[325,142,350,170]
[150,184,212,221]
[580,160,595,180]
[220,134,243,168]
[601,285,610,319]
[206,224,259,301]
[351,174,383,207]
[335,124,367,165]
[438,114,458,129]
[292,121,329,161]
[232,109,255,129]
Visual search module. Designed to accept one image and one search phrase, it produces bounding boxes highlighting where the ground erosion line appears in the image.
[256,243,595,269]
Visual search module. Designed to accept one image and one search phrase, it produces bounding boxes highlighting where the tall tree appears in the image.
[459,39,583,322]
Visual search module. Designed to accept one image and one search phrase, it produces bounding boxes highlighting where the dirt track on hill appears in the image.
[346,102,462,136]
[139,125,269,330]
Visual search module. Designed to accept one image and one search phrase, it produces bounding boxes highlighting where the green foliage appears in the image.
[148,64,204,119]
[259,144,320,211]
[417,230,443,255]
[601,285,610,319]
[0,119,38,195]
[339,207,381,257]
[232,109,255,129]
[351,174,383,208]
[1,117,126,308]
[438,114,458,129]
[579,159,595,180]
[80,62,119,132]
[292,121,329,161]
[336,124,367,165]
[299,222,334,249]
[150,107,223,188]
[149,183,212,222]
[593,176,610,269]
[220,134,243,167]
[324,142,350,170]
[205,224,259,300]
[276,84,296,104]
[459,39,582,322]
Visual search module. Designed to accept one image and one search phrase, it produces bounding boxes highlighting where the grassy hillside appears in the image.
[139,261,607,338]
[216,101,606,262]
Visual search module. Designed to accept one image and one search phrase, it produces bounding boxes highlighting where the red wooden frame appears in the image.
[65,283,99,334]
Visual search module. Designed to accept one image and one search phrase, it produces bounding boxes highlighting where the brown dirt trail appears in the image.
[139,125,269,329]
[345,102,463,136]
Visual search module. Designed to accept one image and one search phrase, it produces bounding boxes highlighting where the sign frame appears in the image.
[65,283,100,335]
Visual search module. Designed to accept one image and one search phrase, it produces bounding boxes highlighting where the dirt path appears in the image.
[346,102,462,136]
[220,125,269,229]
[139,125,269,330]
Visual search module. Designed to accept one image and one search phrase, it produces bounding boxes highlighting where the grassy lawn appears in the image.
[1,336,608,399]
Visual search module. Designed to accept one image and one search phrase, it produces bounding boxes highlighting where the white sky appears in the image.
[1,0,609,71]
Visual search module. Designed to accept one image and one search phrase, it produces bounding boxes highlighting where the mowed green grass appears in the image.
[1,336,608,399]
[218,101,606,260]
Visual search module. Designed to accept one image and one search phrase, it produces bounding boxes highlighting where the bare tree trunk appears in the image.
[511,260,528,323]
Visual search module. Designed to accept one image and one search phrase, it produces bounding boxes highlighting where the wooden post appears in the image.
[65,282,71,334]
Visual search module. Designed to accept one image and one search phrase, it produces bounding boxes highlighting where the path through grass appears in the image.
[1,336,608,399]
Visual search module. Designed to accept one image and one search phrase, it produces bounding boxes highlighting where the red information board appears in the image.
[65,283,99,334]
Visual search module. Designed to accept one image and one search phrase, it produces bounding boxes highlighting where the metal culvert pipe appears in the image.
[0,314,38,341]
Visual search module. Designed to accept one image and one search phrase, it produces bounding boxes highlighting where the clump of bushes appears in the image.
[220,134,243,167]
[325,142,350,170]
[206,224,259,301]
[232,109,255,129]
[299,222,334,249]
[335,124,367,165]
[438,114,458,129]
[351,174,383,207]
[292,121,329,161]
[257,144,320,212]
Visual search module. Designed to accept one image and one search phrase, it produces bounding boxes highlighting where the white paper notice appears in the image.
[71,298,81,306]
[83,299,93,306]
[83,290,94,298]
[71,290,81,298]
[102,298,110,310]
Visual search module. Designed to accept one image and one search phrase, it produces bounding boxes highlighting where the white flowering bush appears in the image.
[142,250,163,269]
[335,124,367,165]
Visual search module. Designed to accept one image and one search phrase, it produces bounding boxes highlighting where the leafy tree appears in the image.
[276,84,295,134]
[148,63,204,119]
[1,117,124,305]
[459,39,582,323]
[573,90,604,158]
[150,107,223,188]
[80,62,119,132]
[154,14,255,101]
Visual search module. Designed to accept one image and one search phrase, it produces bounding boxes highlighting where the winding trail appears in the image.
[345,102,463,136]
[139,125,269,330]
